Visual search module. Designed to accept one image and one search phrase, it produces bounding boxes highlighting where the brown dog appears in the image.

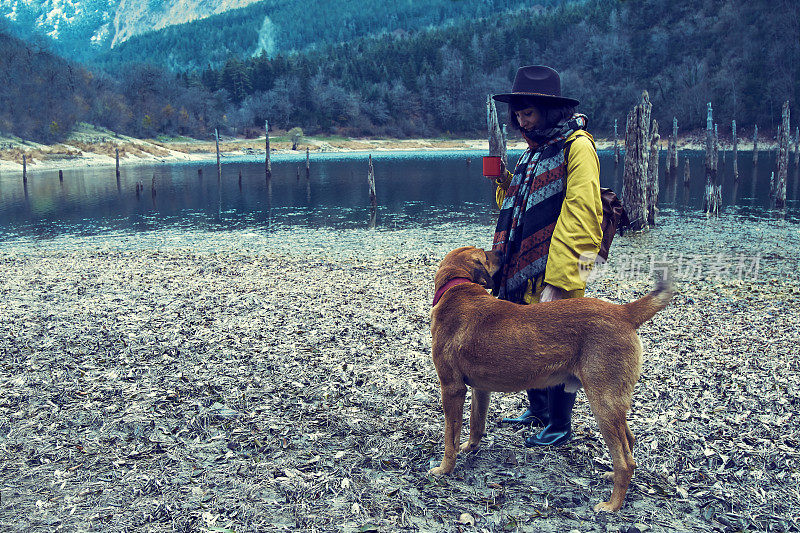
[428,246,672,512]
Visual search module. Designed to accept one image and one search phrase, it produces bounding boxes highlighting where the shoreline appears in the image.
[0,125,785,174]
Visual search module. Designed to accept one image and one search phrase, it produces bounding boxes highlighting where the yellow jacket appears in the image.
[495,130,602,302]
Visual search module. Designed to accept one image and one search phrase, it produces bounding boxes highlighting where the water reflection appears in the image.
[0,150,797,241]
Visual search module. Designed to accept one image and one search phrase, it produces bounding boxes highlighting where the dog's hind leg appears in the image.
[429,382,467,476]
[461,389,490,454]
[583,388,636,512]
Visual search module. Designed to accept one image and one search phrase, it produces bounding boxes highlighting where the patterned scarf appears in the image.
[492,113,588,302]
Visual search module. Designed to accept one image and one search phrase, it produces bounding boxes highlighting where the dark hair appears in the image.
[507,97,576,132]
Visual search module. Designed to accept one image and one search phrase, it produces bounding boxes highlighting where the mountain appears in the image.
[1,0,560,70]
[0,0,263,59]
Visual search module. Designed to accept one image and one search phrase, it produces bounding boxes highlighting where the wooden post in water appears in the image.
[613,119,620,166]
[753,125,758,166]
[115,148,120,179]
[486,95,507,167]
[306,147,310,179]
[265,120,272,179]
[367,154,377,209]
[732,120,739,182]
[59,170,63,182]
[671,117,678,177]
[22,154,26,182]
[770,171,775,199]
[647,119,660,226]
[238,169,243,189]
[774,100,790,208]
[703,102,720,215]
[215,128,222,180]
[666,117,677,180]
[151,174,156,197]
[795,126,799,168]
[683,157,690,187]
[622,91,651,231]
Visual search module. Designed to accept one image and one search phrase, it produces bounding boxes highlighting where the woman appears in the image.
[490,65,602,447]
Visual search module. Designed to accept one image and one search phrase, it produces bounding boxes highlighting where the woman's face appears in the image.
[514,106,543,130]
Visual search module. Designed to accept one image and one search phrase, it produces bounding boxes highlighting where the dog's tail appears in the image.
[623,273,674,329]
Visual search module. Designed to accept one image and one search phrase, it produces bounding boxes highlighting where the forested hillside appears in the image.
[2,0,797,143]
[93,0,559,71]
[0,24,225,143]
[190,0,798,138]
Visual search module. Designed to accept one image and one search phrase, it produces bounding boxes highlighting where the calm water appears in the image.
[0,150,798,242]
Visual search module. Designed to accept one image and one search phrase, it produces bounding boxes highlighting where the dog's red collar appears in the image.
[432,277,473,307]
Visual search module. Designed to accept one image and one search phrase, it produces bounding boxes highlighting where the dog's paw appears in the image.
[459,442,480,454]
[428,466,450,477]
[593,501,620,512]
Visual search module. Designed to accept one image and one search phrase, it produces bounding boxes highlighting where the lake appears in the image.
[0,149,798,242]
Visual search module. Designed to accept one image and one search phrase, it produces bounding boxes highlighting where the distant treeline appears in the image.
[188,0,798,138]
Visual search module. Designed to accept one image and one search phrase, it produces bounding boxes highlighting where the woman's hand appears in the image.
[539,284,567,302]
[485,160,506,182]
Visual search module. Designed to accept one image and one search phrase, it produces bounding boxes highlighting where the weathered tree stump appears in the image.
[486,95,507,167]
[622,91,651,231]
[753,125,759,166]
[774,101,790,208]
[704,103,720,215]
[367,155,377,209]
[732,120,739,182]
[265,120,272,180]
[647,119,660,226]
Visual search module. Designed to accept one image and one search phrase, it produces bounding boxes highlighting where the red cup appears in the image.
[482,156,503,178]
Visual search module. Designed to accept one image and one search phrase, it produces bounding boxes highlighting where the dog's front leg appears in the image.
[460,388,490,454]
[429,383,467,476]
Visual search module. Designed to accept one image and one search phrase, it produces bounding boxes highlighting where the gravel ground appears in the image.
[0,211,798,532]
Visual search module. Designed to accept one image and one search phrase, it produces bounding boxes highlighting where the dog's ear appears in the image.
[469,249,496,290]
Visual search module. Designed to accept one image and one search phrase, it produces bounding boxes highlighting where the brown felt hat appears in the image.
[492,65,579,107]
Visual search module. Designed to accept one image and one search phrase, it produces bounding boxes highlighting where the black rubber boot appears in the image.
[524,384,577,447]
[501,389,549,426]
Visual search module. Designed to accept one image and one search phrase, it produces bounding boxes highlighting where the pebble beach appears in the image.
[1,212,799,531]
